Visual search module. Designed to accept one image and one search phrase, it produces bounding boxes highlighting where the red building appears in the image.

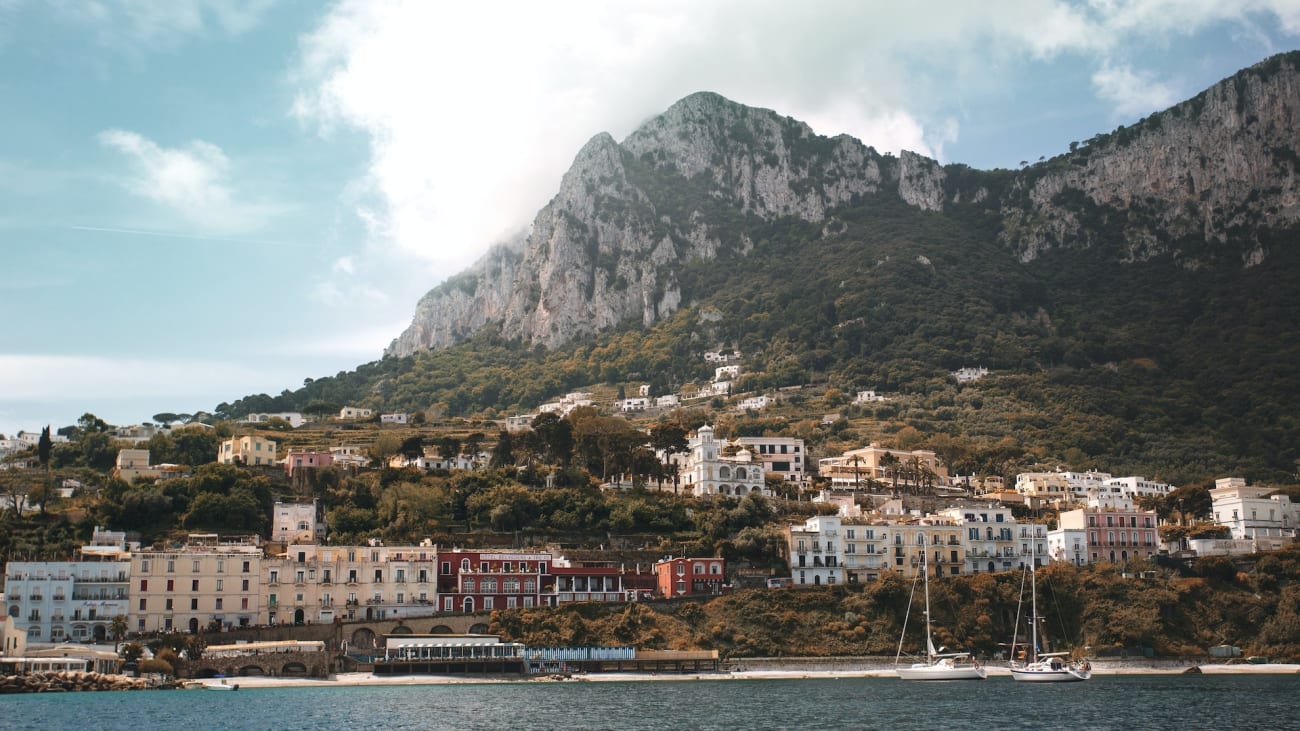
[654,557,726,597]
[436,549,551,613]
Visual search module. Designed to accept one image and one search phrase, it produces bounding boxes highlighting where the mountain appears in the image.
[223,53,1300,483]
[388,53,1300,357]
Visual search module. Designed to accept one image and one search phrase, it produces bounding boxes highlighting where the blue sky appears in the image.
[1,0,1297,436]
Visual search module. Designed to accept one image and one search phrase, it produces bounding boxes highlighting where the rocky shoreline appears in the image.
[0,671,156,693]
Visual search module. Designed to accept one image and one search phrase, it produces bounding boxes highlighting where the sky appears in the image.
[1,0,1298,437]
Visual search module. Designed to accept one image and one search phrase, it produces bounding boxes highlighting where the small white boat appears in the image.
[896,549,986,681]
[1008,551,1091,683]
[205,679,240,691]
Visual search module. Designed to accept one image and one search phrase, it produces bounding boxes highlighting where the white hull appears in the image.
[897,662,987,681]
[1010,663,1091,683]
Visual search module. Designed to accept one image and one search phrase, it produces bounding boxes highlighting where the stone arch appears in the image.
[281,662,308,677]
[193,666,221,678]
[188,618,200,634]
[469,623,490,634]
[430,624,454,634]
[92,624,108,641]
[390,625,413,634]
[719,466,731,479]
[237,665,266,677]
[294,608,305,625]
[735,485,748,496]
[719,484,732,496]
[735,467,746,480]
[350,627,377,649]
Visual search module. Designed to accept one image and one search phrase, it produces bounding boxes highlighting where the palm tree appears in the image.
[110,614,128,652]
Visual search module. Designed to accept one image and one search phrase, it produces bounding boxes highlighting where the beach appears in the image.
[195,660,1300,690]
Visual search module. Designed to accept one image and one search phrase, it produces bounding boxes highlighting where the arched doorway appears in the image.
[281,662,308,677]
[237,665,266,676]
[294,608,305,625]
[462,597,474,614]
[390,625,412,634]
[469,623,489,634]
[350,628,377,649]
[92,624,107,642]
[430,625,453,634]
[189,618,200,634]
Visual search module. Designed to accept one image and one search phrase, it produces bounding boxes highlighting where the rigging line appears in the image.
[1010,564,1028,660]
[895,571,921,665]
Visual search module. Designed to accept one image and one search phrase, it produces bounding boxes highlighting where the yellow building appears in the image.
[216,435,279,466]
[130,535,263,633]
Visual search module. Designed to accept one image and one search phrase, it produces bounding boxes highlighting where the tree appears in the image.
[152,413,180,426]
[437,437,462,461]
[77,412,109,434]
[490,431,516,468]
[463,432,485,458]
[37,426,52,469]
[111,614,128,650]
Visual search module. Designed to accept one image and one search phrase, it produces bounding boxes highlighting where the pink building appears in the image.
[285,450,333,478]
[1059,507,1158,563]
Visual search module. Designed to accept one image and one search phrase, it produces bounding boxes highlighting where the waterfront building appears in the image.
[1057,506,1158,563]
[436,549,550,613]
[653,556,727,597]
[3,528,131,643]
[939,505,1021,574]
[130,534,263,633]
[546,557,629,606]
[786,515,845,586]
[839,520,889,583]
[284,450,334,478]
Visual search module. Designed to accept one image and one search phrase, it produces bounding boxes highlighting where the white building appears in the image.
[787,515,845,586]
[272,501,326,545]
[952,367,989,383]
[1210,477,1298,550]
[735,436,806,483]
[380,413,409,425]
[669,425,769,498]
[654,395,680,408]
[714,365,740,382]
[504,415,536,432]
[339,406,374,420]
[737,395,772,412]
[329,445,369,470]
[243,412,305,428]
[704,350,741,363]
[940,505,1022,574]
[851,390,888,404]
[616,398,650,413]
[3,528,132,644]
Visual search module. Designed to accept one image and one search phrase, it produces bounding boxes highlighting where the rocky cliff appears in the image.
[387,53,1300,358]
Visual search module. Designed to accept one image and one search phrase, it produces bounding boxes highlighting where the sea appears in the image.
[3,675,1296,731]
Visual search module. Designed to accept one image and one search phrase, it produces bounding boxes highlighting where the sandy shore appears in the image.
[193,662,1300,690]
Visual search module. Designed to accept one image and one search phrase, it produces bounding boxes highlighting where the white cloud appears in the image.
[1091,63,1181,118]
[291,0,1300,275]
[98,129,280,234]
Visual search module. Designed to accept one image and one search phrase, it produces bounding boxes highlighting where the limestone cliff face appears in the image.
[388,54,1300,357]
[387,92,931,356]
[1000,54,1300,265]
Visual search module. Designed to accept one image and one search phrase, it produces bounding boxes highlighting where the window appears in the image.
[463,578,476,593]
[167,560,175,572]
[140,580,148,591]
[166,579,174,591]
[192,560,200,572]
[139,598,146,610]
[374,569,383,583]
[191,580,199,591]
[165,599,173,610]
[190,599,198,610]
[215,598,223,610]
[242,561,250,573]
[141,560,150,573]
[241,598,248,610]
[216,579,223,591]
[217,560,224,573]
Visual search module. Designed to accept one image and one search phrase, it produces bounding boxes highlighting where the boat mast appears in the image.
[1029,530,1039,664]
[922,546,934,661]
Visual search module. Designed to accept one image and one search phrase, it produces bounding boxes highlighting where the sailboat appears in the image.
[1008,550,1091,683]
[895,548,986,680]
